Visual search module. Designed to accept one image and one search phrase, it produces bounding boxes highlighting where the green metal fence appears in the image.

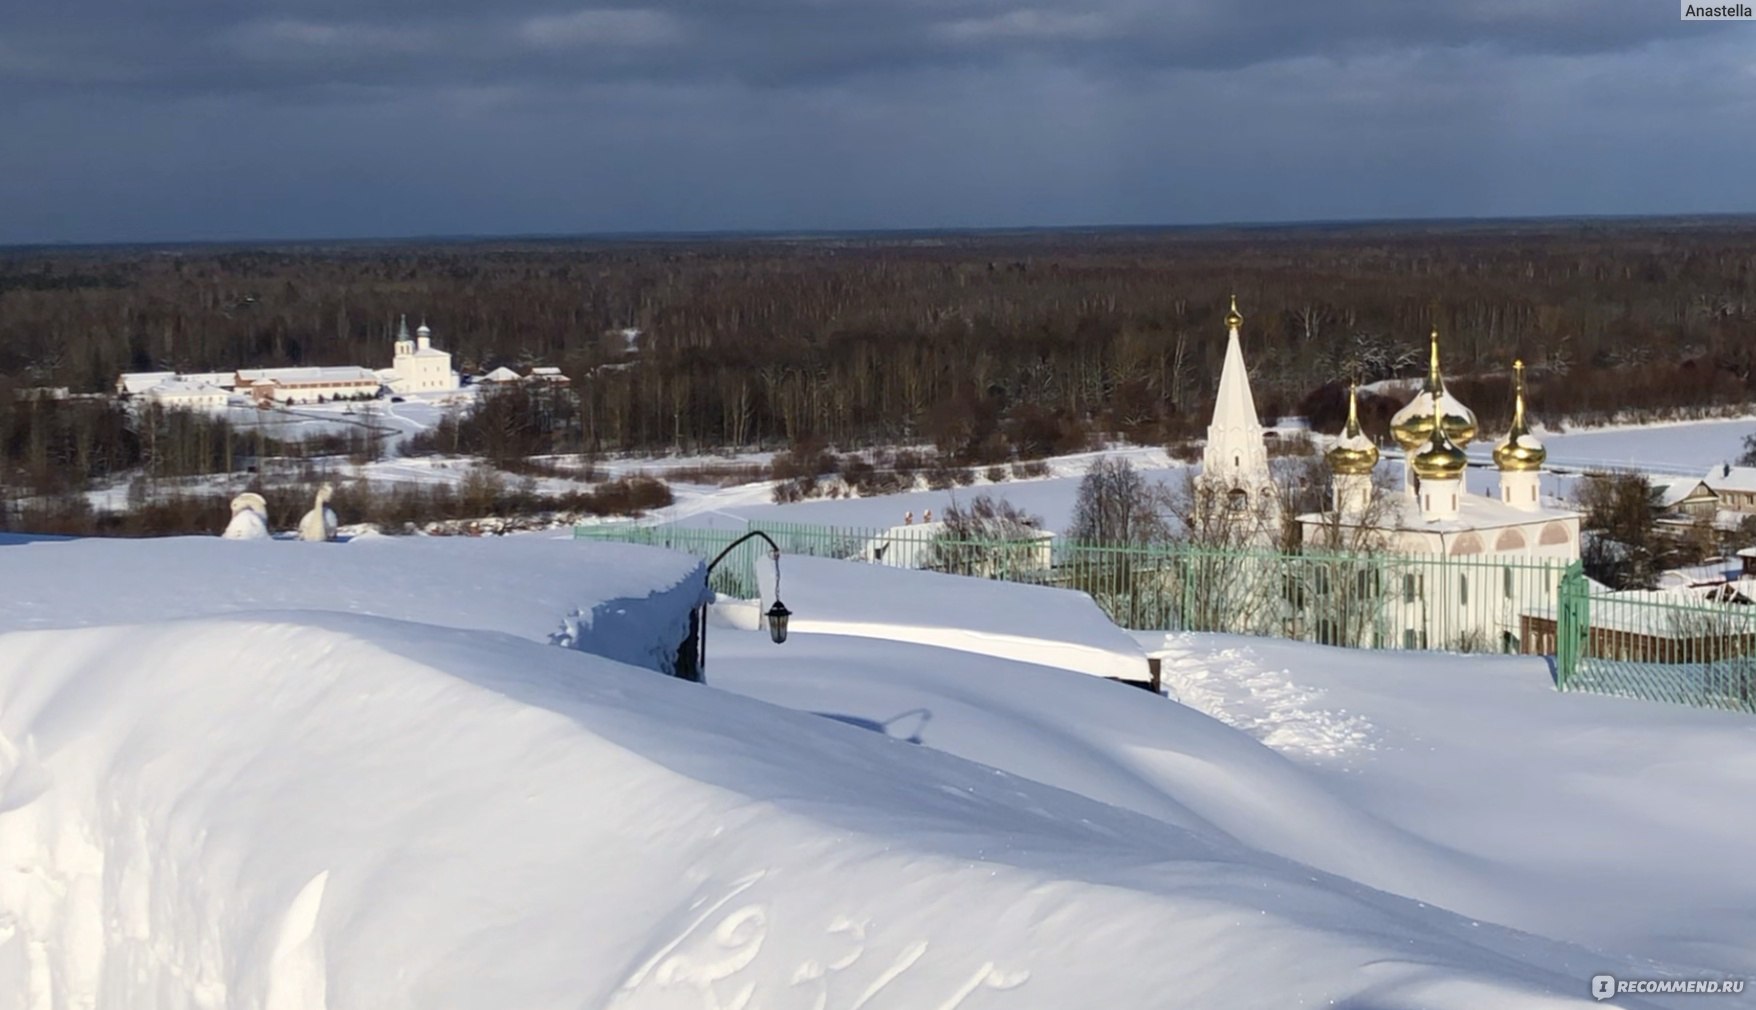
[1554,562,1756,713]
[578,519,1565,653]
[576,519,1756,714]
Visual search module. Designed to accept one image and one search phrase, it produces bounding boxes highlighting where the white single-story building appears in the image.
[144,379,231,413]
[236,366,382,405]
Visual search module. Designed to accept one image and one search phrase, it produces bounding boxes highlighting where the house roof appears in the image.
[145,379,229,399]
[1657,478,1718,509]
[1703,465,1756,493]
[117,371,175,394]
[1655,559,1739,589]
[236,366,379,385]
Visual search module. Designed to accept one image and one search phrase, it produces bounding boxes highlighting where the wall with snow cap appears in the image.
[754,555,1151,682]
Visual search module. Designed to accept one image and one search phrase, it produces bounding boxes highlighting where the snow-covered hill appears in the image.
[1,535,1743,1008]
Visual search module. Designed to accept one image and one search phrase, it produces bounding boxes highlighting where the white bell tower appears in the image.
[1202,296,1274,517]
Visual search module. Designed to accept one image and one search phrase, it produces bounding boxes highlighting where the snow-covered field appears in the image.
[1,528,1751,1007]
[608,416,1756,538]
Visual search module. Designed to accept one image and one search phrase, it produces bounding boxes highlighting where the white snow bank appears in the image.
[0,535,709,675]
[757,555,1150,681]
[1149,632,1756,981]
[0,614,1626,1009]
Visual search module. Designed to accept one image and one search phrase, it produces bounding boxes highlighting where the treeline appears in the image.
[0,388,380,497]
[4,218,1756,460]
[6,470,673,538]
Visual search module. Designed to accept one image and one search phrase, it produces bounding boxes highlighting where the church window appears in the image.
[1227,488,1248,512]
[1503,565,1514,599]
[1459,574,1469,607]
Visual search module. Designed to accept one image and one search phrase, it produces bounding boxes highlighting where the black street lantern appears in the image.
[765,598,792,644]
[693,530,794,683]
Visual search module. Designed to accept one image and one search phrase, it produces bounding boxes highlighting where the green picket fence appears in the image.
[576,520,1756,715]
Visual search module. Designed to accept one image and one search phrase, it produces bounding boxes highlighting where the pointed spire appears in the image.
[1211,298,1260,433]
[1511,358,1528,430]
[398,314,410,341]
[1204,295,1268,488]
[1494,358,1547,472]
[1426,326,1445,394]
[1327,380,1379,478]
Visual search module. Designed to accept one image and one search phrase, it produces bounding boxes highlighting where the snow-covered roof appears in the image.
[529,366,563,376]
[145,379,229,400]
[1703,465,1756,493]
[237,366,380,385]
[1655,559,1739,589]
[1301,488,1578,534]
[482,366,521,383]
[117,371,176,394]
[1657,478,1717,509]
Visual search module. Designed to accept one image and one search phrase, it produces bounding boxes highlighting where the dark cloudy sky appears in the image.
[2,1,1752,243]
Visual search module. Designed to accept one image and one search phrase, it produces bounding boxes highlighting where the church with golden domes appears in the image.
[1297,329,1580,565]
[1201,300,1580,650]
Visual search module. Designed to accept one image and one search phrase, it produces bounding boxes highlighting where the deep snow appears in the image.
[1,535,1748,1008]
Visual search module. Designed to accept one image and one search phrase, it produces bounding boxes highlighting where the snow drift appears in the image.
[0,612,1624,1010]
[0,535,709,676]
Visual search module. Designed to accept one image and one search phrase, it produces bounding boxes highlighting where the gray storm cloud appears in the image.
[0,1,1749,242]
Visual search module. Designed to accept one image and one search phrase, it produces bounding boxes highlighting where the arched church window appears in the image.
[1227,488,1248,512]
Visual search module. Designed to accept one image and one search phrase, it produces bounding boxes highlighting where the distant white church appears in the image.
[383,317,459,394]
[117,313,459,404]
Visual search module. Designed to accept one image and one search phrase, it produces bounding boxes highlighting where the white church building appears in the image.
[383,317,459,394]
[1206,301,1580,652]
[117,313,459,404]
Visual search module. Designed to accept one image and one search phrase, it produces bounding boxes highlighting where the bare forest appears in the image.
[3,218,1755,517]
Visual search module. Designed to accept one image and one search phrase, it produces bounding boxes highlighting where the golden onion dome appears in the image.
[1327,382,1380,477]
[1390,326,1477,450]
[1493,359,1547,472]
[1223,293,1243,331]
[1411,396,1468,481]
